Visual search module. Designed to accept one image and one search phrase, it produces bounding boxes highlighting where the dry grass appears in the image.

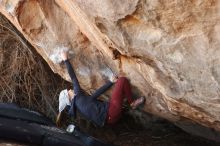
[0,14,69,119]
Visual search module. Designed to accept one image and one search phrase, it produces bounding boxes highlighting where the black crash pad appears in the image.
[0,103,115,146]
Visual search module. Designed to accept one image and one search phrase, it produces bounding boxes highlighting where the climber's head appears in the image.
[56,89,74,126]
[58,89,71,112]
[58,89,75,112]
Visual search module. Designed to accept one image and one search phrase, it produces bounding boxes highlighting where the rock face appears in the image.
[1,0,220,141]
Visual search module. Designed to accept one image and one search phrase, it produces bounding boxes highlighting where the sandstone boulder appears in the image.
[1,0,220,141]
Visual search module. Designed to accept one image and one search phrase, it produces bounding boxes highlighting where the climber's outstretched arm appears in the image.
[61,51,81,94]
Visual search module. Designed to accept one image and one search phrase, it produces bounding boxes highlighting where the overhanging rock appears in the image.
[1,0,220,141]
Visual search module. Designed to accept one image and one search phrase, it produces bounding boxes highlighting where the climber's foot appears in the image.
[131,96,145,109]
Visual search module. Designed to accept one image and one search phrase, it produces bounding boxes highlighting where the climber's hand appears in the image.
[110,74,118,83]
[61,51,68,61]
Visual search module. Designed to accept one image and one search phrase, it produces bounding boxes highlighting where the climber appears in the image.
[56,51,145,127]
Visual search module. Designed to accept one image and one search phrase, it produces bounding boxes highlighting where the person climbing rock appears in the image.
[56,51,145,127]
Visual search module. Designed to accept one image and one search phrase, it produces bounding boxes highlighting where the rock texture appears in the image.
[1,0,220,141]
